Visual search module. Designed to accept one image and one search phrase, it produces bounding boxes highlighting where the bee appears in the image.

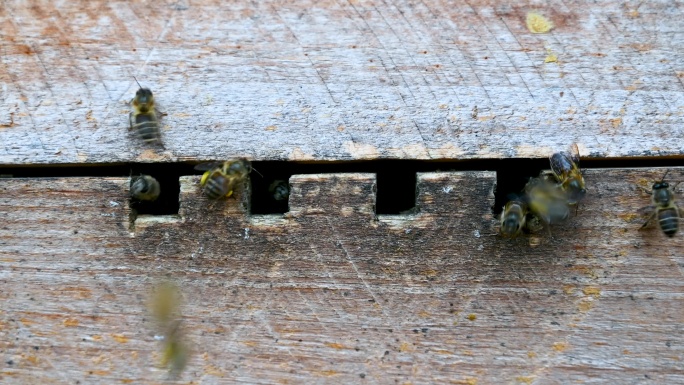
[640,170,680,237]
[130,174,160,201]
[548,143,586,205]
[150,281,189,379]
[268,179,290,202]
[130,77,163,146]
[499,198,527,238]
[524,176,570,228]
[194,159,252,200]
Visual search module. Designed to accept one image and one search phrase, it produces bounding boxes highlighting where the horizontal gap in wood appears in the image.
[1,158,684,217]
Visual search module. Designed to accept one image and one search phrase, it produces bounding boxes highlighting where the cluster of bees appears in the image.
[499,144,682,238]
[498,144,587,238]
[128,80,264,203]
[127,81,682,377]
[129,81,681,237]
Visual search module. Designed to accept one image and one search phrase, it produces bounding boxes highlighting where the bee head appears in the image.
[229,160,252,175]
[501,218,522,236]
[565,179,586,203]
[653,181,669,190]
[135,88,154,108]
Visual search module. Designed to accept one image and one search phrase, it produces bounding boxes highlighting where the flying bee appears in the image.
[499,198,527,238]
[130,77,163,146]
[194,159,252,200]
[640,170,680,237]
[268,179,290,202]
[130,174,160,201]
[150,281,189,379]
[548,143,586,205]
[524,176,570,229]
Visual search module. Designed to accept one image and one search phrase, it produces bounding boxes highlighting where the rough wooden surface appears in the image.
[1,0,684,164]
[1,168,683,384]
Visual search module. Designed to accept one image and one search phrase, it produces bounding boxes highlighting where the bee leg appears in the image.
[637,185,652,195]
[545,226,553,239]
[129,112,135,131]
[640,212,656,229]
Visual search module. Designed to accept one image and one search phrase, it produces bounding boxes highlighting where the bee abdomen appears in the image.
[204,178,228,200]
[657,209,679,237]
[133,114,161,143]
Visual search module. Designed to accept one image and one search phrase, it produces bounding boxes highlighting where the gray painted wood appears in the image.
[1,168,683,383]
[1,0,683,164]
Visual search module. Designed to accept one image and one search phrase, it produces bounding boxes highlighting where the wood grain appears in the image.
[1,168,683,383]
[1,0,683,164]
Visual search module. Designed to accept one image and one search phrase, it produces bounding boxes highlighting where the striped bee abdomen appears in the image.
[657,208,679,237]
[132,114,161,143]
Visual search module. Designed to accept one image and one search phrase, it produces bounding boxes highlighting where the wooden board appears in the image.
[1,0,684,164]
[2,168,683,383]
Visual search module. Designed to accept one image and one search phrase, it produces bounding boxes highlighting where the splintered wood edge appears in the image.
[132,171,499,230]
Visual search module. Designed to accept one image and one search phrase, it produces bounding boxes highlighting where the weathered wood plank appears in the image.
[1,0,683,164]
[1,168,683,383]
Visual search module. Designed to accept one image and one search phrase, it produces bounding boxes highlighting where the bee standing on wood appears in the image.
[194,159,252,200]
[547,143,586,206]
[640,170,680,237]
[130,77,163,146]
[130,174,160,201]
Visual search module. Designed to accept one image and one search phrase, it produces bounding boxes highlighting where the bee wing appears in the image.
[636,205,655,216]
[194,162,223,171]
[568,143,581,165]
[549,152,574,180]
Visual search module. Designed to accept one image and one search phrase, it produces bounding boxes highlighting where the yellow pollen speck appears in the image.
[63,318,79,327]
[111,334,129,343]
[544,49,558,63]
[552,341,568,351]
[526,12,554,33]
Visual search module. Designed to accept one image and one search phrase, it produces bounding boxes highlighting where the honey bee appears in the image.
[268,179,290,202]
[499,198,527,238]
[150,281,189,378]
[524,176,570,228]
[130,174,160,201]
[548,143,586,205]
[194,159,252,200]
[640,170,680,237]
[130,77,163,146]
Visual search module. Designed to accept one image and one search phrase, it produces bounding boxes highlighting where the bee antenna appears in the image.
[133,76,142,89]
[251,167,263,178]
[660,169,670,183]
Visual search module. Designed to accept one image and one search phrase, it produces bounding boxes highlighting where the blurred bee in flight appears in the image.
[130,174,160,202]
[194,159,252,200]
[640,170,681,237]
[524,176,570,232]
[499,197,527,238]
[546,143,586,206]
[130,77,163,147]
[150,281,189,379]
